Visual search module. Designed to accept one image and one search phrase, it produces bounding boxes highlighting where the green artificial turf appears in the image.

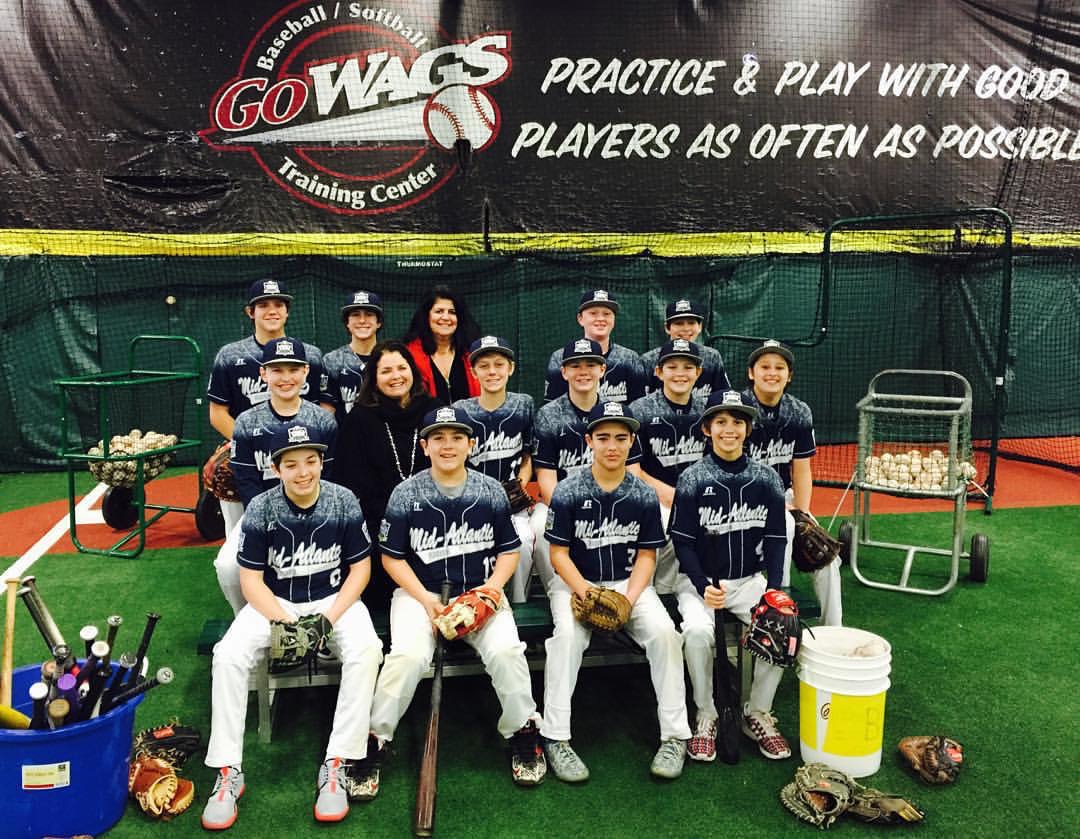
[2,506,1076,837]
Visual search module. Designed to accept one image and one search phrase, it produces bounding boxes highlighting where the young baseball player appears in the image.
[669,390,793,761]
[640,299,730,399]
[542,401,691,782]
[201,422,382,829]
[531,339,641,592]
[353,406,547,795]
[206,278,332,534]
[214,338,338,613]
[323,290,382,417]
[453,336,537,603]
[743,340,842,626]
[543,289,647,405]
[627,339,708,594]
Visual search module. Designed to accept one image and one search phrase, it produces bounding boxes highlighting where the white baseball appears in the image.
[424,84,499,152]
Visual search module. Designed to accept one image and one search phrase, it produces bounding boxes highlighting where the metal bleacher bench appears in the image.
[197,588,820,743]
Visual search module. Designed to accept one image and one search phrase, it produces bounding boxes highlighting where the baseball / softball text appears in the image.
[574,518,641,549]
[269,541,343,577]
[749,438,795,467]
[699,502,769,534]
[410,522,495,564]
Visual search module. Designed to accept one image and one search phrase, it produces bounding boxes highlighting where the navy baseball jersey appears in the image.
[237,481,371,603]
[742,389,816,491]
[543,342,647,404]
[379,470,521,596]
[627,391,707,488]
[641,344,731,401]
[323,344,371,415]
[534,395,641,481]
[207,335,331,418]
[452,392,535,483]
[669,452,787,592]
[230,401,339,506]
[545,469,665,583]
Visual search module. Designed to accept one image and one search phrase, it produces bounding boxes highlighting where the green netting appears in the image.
[0,244,1077,486]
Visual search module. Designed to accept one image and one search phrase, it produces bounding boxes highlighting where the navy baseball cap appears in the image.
[560,338,605,365]
[701,390,758,424]
[577,289,619,314]
[246,278,293,306]
[586,401,640,433]
[270,422,328,462]
[469,335,515,363]
[665,299,705,323]
[656,339,704,366]
[420,406,476,439]
[747,339,795,369]
[341,290,383,317]
[261,337,308,366]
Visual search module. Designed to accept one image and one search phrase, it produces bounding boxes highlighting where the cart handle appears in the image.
[128,335,202,378]
[866,369,972,402]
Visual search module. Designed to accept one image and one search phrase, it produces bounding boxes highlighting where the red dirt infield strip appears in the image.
[1,458,1078,557]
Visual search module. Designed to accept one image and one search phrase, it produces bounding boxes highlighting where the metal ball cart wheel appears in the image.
[55,335,203,558]
[844,370,990,596]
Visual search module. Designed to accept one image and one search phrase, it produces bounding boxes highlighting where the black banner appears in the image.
[0,0,1077,232]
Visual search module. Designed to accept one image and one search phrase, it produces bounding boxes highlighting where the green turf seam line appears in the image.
[2,229,1079,257]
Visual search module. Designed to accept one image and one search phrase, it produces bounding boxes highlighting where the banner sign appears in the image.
[0,0,1077,232]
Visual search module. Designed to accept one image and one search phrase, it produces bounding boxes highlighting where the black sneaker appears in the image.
[509,721,547,786]
[342,735,384,801]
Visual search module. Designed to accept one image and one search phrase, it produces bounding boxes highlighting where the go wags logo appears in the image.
[200,2,511,213]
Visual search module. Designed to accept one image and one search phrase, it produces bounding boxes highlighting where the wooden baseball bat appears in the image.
[3,578,20,707]
[413,581,451,838]
[714,581,741,766]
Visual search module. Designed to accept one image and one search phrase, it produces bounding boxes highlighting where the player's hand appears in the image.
[421,591,444,624]
[703,584,726,610]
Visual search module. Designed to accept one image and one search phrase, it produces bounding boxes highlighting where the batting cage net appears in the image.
[1,230,1078,498]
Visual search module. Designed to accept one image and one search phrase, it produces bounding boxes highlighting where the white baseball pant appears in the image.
[541,576,691,743]
[205,594,382,768]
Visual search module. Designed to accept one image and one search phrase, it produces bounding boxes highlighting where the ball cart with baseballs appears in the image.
[841,369,989,595]
[54,335,203,558]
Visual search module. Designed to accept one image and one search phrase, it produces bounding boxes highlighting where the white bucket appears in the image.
[798,626,892,778]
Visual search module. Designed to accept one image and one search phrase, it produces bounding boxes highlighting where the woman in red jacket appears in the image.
[402,285,482,403]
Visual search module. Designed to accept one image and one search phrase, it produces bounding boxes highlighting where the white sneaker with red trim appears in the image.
[742,705,792,760]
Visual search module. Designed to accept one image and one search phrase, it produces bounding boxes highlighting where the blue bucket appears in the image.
[1,662,145,837]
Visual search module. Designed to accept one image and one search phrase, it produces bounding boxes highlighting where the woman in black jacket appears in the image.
[336,339,440,608]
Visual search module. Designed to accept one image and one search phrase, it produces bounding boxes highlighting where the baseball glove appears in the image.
[128,755,179,817]
[742,589,802,668]
[432,586,503,640]
[791,509,840,573]
[269,614,333,675]
[501,478,534,514]
[132,719,202,769]
[898,735,964,784]
[779,763,856,829]
[847,786,924,825]
[202,440,240,502]
[571,586,632,632]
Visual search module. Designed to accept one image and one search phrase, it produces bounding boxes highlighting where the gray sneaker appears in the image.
[543,738,590,783]
[314,757,350,822]
[201,766,245,830]
[650,738,688,779]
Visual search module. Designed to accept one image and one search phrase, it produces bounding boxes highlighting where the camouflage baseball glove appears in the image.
[779,763,857,829]
[898,735,964,784]
[571,586,632,632]
[791,509,840,573]
[132,719,202,769]
[501,478,534,514]
[202,440,240,502]
[742,589,802,668]
[269,614,333,675]
[433,586,503,640]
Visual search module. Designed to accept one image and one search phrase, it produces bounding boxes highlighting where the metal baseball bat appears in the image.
[98,652,137,709]
[713,582,741,766]
[52,643,74,675]
[100,666,173,715]
[19,577,67,653]
[79,625,99,659]
[413,581,451,838]
[40,659,58,700]
[78,667,113,722]
[77,640,110,689]
[56,672,80,717]
[0,703,31,729]
[2,578,17,707]
[47,697,70,729]
[29,681,49,729]
[105,615,123,650]
[125,612,161,687]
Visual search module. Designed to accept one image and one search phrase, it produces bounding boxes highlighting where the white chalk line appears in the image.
[2,482,108,581]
